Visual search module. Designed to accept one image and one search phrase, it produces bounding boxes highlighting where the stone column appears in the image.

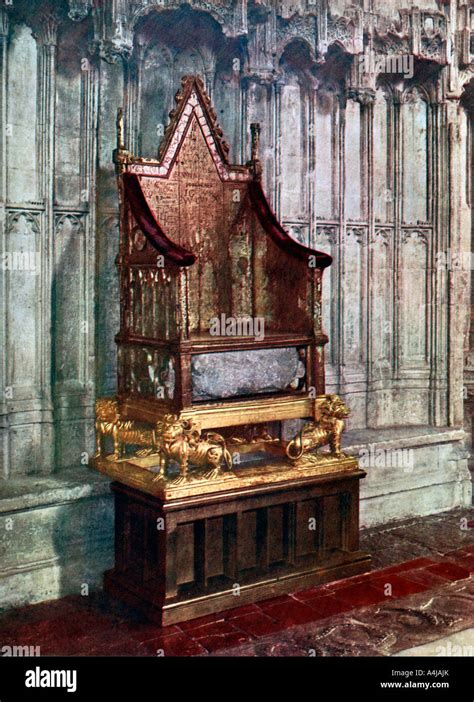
[447,95,471,428]
[243,5,276,197]
[272,79,282,218]
[31,12,59,474]
[392,89,403,382]
[348,87,375,425]
[308,82,317,245]
[240,72,276,205]
[52,24,99,470]
[0,8,8,477]
[429,96,449,427]
[95,46,125,396]
[339,87,374,426]
[124,41,144,156]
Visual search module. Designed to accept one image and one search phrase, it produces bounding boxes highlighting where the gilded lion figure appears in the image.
[95,402,232,480]
[286,395,350,461]
[95,398,131,460]
[95,398,158,461]
[155,414,232,481]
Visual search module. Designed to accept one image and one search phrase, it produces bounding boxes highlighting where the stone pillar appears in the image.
[96,0,133,65]
[273,79,282,218]
[241,73,276,205]
[124,41,144,156]
[52,23,99,471]
[0,8,8,477]
[308,82,317,244]
[447,96,471,428]
[348,88,375,426]
[95,49,125,396]
[31,12,59,474]
[392,89,403,382]
[430,97,449,427]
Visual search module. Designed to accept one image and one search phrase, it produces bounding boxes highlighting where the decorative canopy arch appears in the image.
[130,1,237,39]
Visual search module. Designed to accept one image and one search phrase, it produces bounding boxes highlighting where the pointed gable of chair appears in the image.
[157,75,231,181]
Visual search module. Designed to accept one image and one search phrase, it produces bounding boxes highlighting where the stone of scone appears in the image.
[191,347,300,400]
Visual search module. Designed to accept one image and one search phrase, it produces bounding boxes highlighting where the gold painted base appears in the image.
[91,451,359,500]
[94,394,352,479]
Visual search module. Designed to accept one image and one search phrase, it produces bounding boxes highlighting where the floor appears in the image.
[1,509,473,657]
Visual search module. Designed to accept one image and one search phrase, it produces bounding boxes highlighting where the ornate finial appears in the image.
[250,122,260,161]
[113,107,131,171]
[117,107,125,151]
[249,123,262,179]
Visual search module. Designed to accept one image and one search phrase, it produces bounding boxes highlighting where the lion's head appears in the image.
[318,394,350,421]
[156,415,201,443]
[96,398,120,422]
[156,414,184,442]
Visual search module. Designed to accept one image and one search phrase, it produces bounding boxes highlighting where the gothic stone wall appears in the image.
[0,0,472,607]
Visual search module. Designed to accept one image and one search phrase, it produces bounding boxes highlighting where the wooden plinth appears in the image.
[103,462,371,626]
